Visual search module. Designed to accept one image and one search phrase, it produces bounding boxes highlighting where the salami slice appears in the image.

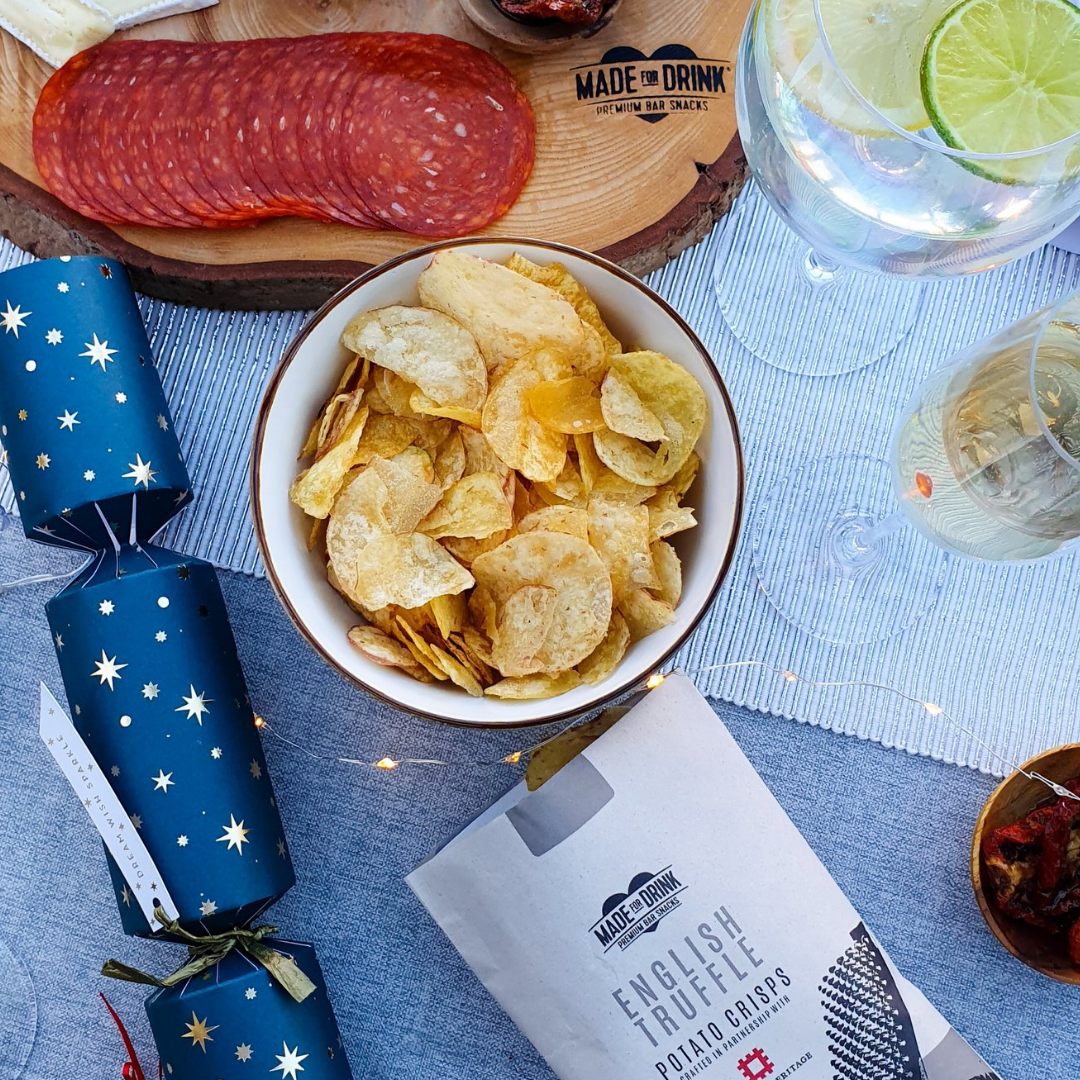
[32,52,126,224]
[339,34,535,237]
[33,33,537,236]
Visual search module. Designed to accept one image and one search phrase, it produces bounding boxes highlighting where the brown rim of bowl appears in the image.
[249,236,746,729]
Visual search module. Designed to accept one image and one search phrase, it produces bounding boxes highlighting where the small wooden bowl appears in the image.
[972,743,1080,985]
[457,0,623,53]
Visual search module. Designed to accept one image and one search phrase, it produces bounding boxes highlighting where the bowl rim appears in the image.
[971,741,1080,985]
[249,236,745,729]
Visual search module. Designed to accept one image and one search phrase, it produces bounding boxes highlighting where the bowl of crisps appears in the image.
[251,239,743,727]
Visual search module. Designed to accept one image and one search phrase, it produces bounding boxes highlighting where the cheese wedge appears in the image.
[0,0,112,67]
[81,0,217,30]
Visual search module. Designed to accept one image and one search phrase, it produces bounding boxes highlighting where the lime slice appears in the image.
[922,0,1080,183]
[768,0,955,135]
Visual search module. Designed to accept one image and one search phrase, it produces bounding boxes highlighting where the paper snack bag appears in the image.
[408,675,999,1080]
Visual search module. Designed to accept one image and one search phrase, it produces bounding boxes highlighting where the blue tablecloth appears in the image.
[0,524,1076,1080]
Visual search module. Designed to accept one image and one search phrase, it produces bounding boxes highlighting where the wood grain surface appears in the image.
[0,0,751,308]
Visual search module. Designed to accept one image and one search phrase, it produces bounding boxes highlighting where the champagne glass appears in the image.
[714,0,1080,376]
[752,288,1080,644]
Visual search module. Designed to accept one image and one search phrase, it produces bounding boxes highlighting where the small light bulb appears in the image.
[253,715,266,729]
[375,757,399,771]
[924,702,943,717]
[503,751,523,764]
[783,671,798,684]
[646,673,665,690]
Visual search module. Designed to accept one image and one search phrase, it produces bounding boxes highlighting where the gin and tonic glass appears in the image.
[715,0,1080,375]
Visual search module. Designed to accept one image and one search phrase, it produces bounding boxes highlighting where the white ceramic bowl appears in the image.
[251,239,743,727]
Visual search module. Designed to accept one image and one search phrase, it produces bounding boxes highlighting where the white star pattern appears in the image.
[0,301,29,337]
[57,281,69,293]
[110,765,120,777]
[272,1042,309,1080]
[155,631,167,642]
[176,686,211,725]
[244,988,257,1001]
[249,760,262,780]
[130,814,142,829]
[91,650,127,690]
[200,899,217,916]
[210,747,222,759]
[152,769,175,794]
[277,838,287,859]
[177,835,189,847]
[81,333,117,371]
[216,814,250,855]
[142,682,159,700]
[115,392,127,404]
[123,453,157,489]
[236,1044,253,1062]
[84,470,95,481]
[157,414,169,431]
[45,328,62,345]
[57,410,79,431]
[54,634,64,651]
[120,884,131,907]
[98,599,115,616]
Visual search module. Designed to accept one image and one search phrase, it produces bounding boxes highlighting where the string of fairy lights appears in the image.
[254,659,1080,802]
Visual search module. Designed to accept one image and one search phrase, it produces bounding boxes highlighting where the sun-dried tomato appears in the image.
[496,0,608,26]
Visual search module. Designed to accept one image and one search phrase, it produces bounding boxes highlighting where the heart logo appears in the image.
[602,870,663,933]
[595,44,709,123]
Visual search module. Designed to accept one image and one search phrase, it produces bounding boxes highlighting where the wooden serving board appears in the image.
[0,0,751,309]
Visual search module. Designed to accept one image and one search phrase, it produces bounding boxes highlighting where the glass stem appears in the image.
[802,249,841,290]
[830,509,908,572]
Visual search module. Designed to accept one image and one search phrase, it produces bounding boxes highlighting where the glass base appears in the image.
[713,185,927,377]
[751,455,950,646]
[0,939,36,1080]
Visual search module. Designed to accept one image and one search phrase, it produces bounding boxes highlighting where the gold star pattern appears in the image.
[152,769,175,794]
[17,410,26,421]
[249,760,262,780]
[35,453,50,470]
[216,814,250,855]
[181,1012,218,1053]
[199,899,217,916]
[272,1042,308,1080]
[80,333,117,371]
[91,650,127,690]
[57,409,79,431]
[0,300,30,337]
[236,1044,253,1062]
[122,453,157,490]
[98,599,115,616]
[176,686,211,725]
[142,682,159,700]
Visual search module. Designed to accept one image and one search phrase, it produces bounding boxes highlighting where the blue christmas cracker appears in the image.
[48,544,295,935]
[0,256,354,1078]
[146,940,352,1079]
[0,257,191,548]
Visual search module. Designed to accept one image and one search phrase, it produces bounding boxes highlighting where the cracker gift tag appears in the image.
[409,675,1000,1080]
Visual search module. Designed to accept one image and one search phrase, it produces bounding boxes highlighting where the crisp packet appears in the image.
[409,675,999,1080]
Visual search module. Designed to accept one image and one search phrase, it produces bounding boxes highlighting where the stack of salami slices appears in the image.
[33,32,536,236]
